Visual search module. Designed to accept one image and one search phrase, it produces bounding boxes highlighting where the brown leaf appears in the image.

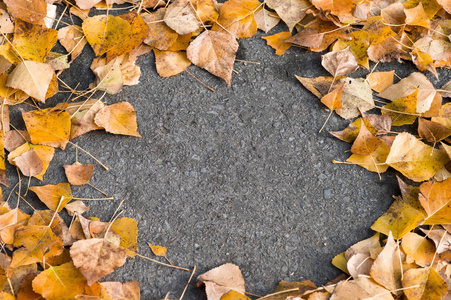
[254,8,280,33]
[64,162,94,185]
[94,102,141,137]
[197,263,245,300]
[211,0,260,38]
[335,77,374,119]
[366,71,394,93]
[142,9,178,51]
[4,0,47,24]
[75,0,102,10]
[154,50,191,78]
[65,99,105,140]
[330,277,394,300]
[57,25,87,61]
[350,121,381,155]
[265,0,310,31]
[13,149,43,177]
[186,30,239,85]
[65,201,90,217]
[164,0,200,35]
[70,238,127,285]
[418,118,451,143]
[321,47,359,77]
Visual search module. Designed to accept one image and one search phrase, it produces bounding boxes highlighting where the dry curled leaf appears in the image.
[197,263,245,300]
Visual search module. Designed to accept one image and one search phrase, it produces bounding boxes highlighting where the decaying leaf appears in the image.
[197,263,245,300]
[187,30,239,85]
[70,238,127,285]
[164,0,200,35]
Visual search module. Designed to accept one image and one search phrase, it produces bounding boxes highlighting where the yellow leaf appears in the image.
[366,71,395,93]
[362,16,397,45]
[148,243,167,257]
[212,0,261,38]
[221,290,250,300]
[351,121,381,155]
[262,32,292,56]
[142,9,178,51]
[382,89,418,126]
[4,0,47,24]
[332,252,349,274]
[321,81,344,111]
[405,2,431,28]
[386,132,449,182]
[32,262,87,300]
[419,177,451,224]
[94,102,141,137]
[0,208,30,245]
[402,267,448,300]
[111,217,138,257]
[12,19,57,62]
[22,108,71,149]
[82,15,132,57]
[11,225,63,268]
[401,232,436,267]
[371,195,426,239]
[29,183,73,212]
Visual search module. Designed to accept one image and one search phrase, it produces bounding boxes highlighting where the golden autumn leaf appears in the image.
[154,50,191,78]
[346,142,390,174]
[335,77,374,119]
[382,89,418,126]
[220,290,250,300]
[311,0,354,16]
[32,262,87,300]
[350,121,381,156]
[331,277,394,300]
[187,30,239,84]
[70,238,127,285]
[11,225,63,268]
[6,61,54,103]
[94,102,141,137]
[405,2,431,28]
[191,0,220,24]
[0,208,30,245]
[82,15,132,57]
[148,243,167,257]
[330,117,377,143]
[402,267,448,300]
[12,20,57,63]
[386,132,449,182]
[110,217,138,257]
[366,71,395,93]
[99,281,140,300]
[401,232,436,267]
[212,0,260,38]
[22,108,71,149]
[262,32,292,56]
[4,0,47,24]
[29,183,73,212]
[142,9,178,51]
[418,177,451,224]
[320,81,344,111]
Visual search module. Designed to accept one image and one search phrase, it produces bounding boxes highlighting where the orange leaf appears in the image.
[148,243,167,257]
[262,32,292,56]
[94,102,141,137]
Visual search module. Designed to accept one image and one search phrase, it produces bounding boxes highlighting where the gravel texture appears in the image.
[7,26,451,299]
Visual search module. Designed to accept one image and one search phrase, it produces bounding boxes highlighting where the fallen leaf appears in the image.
[70,238,127,285]
[347,253,373,279]
[402,267,448,300]
[197,263,245,300]
[4,0,47,24]
[4,131,30,152]
[164,0,200,35]
[142,9,178,51]
[148,243,167,257]
[311,0,354,16]
[418,177,451,224]
[64,163,94,186]
[65,99,105,140]
[75,0,101,10]
[212,0,260,38]
[94,102,141,137]
[369,232,402,293]
[186,30,239,84]
[405,2,430,28]
[330,277,394,300]
[382,89,418,126]
[262,32,292,56]
[22,108,71,149]
[13,149,43,177]
[335,77,374,119]
[99,281,140,300]
[350,121,381,155]
[65,201,90,217]
[154,50,191,78]
[346,142,390,174]
[401,232,436,267]
[254,8,280,33]
[420,228,451,254]
[0,208,30,245]
[386,132,449,182]
[12,19,57,63]
[110,217,138,257]
[329,118,377,143]
[6,61,54,102]
[220,290,249,300]
[418,118,451,144]
[321,48,359,78]
[266,0,310,31]
[366,71,395,93]
[82,15,132,57]
[320,81,344,111]
[11,225,63,268]
[29,183,73,212]
[32,262,87,300]
[57,25,87,61]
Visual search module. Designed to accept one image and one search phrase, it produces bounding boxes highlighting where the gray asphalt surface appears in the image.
[7,26,450,299]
